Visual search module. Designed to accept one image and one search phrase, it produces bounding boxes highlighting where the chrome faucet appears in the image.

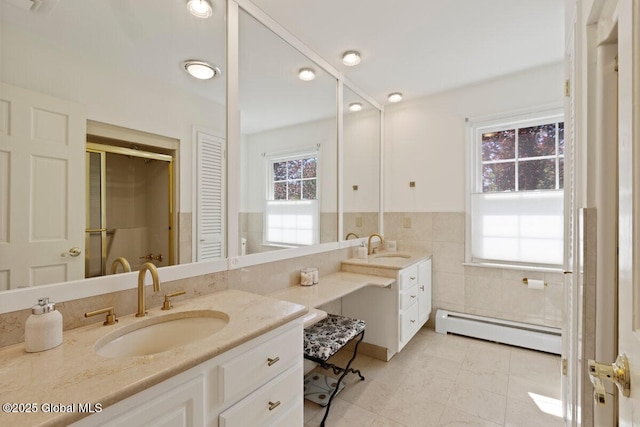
[367,233,384,255]
[110,257,131,274]
[136,262,161,317]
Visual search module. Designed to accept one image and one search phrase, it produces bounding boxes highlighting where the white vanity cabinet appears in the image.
[71,320,303,427]
[342,257,432,360]
[398,259,432,350]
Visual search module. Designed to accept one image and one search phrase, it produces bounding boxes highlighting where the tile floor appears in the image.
[304,328,565,427]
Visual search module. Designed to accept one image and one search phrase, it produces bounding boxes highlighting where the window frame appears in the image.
[466,107,565,268]
[263,146,321,248]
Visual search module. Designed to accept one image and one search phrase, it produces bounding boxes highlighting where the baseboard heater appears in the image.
[435,309,562,355]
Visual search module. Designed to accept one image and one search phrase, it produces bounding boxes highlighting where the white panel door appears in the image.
[0,83,85,289]
[617,0,640,424]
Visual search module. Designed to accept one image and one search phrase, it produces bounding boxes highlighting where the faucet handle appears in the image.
[85,307,118,325]
[162,290,186,310]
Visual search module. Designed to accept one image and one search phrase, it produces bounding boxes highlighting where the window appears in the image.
[264,150,319,246]
[469,111,564,266]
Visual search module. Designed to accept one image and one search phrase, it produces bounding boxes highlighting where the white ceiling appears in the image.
[1,0,564,133]
[249,0,565,104]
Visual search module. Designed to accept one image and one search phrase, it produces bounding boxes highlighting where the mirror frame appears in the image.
[0,0,384,314]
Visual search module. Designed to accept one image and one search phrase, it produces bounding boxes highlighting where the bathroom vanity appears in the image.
[0,290,307,427]
[341,252,432,360]
[72,321,302,427]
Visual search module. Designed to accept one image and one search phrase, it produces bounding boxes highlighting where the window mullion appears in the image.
[556,123,560,190]
[514,128,519,191]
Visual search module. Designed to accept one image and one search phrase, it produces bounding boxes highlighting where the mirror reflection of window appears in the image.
[265,148,319,247]
[238,9,337,255]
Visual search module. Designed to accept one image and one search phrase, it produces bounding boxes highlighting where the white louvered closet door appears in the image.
[196,131,225,261]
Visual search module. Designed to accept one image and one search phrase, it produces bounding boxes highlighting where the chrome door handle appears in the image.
[588,354,631,405]
[62,247,81,257]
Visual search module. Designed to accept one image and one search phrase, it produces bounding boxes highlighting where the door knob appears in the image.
[588,354,631,405]
[61,247,82,257]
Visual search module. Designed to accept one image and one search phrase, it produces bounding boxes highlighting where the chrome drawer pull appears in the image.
[410,276,416,280]
[267,356,280,366]
[268,401,281,411]
[410,295,416,299]
[420,285,425,291]
[410,319,416,323]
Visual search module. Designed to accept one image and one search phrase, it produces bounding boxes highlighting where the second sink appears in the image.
[95,310,229,358]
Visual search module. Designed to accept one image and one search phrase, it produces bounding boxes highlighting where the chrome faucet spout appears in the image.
[136,262,161,317]
[367,233,384,255]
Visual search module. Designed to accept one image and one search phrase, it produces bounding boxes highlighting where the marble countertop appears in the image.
[0,289,307,427]
[269,271,395,316]
[341,251,431,271]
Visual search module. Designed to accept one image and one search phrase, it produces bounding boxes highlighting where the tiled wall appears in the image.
[0,248,349,348]
[384,212,563,329]
[0,211,564,349]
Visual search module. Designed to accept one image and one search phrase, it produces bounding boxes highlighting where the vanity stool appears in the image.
[303,314,366,427]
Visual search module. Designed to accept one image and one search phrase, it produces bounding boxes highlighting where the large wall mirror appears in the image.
[238,8,338,255]
[342,87,381,240]
[0,0,227,290]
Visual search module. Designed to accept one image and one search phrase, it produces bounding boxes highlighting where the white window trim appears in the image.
[465,106,565,268]
[263,145,321,247]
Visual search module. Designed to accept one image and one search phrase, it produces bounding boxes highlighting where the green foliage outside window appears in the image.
[481,122,564,192]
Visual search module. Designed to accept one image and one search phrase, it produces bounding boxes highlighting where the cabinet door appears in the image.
[399,303,420,349]
[418,260,432,325]
[71,374,205,427]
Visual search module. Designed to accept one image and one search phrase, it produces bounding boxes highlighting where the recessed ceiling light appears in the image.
[187,0,213,18]
[298,68,316,81]
[183,60,220,80]
[387,92,403,103]
[342,51,361,66]
[349,102,363,112]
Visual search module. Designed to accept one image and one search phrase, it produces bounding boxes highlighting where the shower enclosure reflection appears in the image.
[86,142,173,277]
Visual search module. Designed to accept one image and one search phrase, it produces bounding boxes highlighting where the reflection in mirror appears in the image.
[238,9,338,255]
[342,87,381,239]
[0,0,226,291]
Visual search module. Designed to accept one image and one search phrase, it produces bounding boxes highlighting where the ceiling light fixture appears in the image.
[187,0,213,18]
[298,68,316,81]
[349,102,363,112]
[342,51,361,66]
[387,92,403,103]
[183,60,220,80]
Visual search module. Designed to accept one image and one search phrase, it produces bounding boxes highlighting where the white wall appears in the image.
[383,62,564,212]
[241,117,338,213]
[1,24,226,214]
[343,108,380,212]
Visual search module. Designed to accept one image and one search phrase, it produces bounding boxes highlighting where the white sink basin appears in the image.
[370,252,412,259]
[95,310,229,358]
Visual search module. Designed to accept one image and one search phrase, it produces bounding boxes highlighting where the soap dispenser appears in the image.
[25,297,63,353]
[357,242,368,259]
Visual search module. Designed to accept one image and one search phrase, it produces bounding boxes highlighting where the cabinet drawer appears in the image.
[398,266,418,290]
[400,303,419,344]
[220,326,301,403]
[400,286,418,310]
[219,364,303,427]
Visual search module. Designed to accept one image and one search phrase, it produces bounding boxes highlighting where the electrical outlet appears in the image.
[403,217,412,228]
[355,216,363,227]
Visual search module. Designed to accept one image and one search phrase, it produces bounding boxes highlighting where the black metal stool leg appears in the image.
[320,330,365,427]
